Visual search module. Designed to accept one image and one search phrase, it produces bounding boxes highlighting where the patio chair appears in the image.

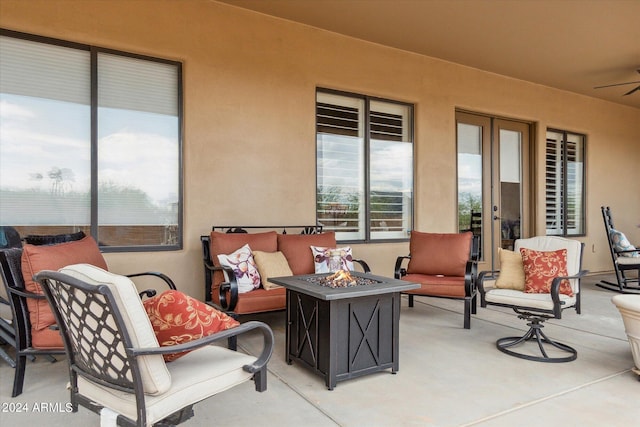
[394,232,479,329]
[478,236,587,362]
[0,234,176,397]
[597,206,640,294]
[35,265,273,427]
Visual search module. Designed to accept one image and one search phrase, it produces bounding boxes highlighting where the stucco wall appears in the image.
[1,0,638,298]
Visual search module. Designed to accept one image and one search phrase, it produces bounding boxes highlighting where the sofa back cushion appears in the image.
[407,231,472,277]
[277,232,336,275]
[209,231,278,291]
[21,236,108,348]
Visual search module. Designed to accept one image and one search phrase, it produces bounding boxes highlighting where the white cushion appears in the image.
[58,263,171,396]
[77,345,256,424]
[485,287,576,310]
[515,236,582,295]
[618,256,640,266]
[217,244,261,293]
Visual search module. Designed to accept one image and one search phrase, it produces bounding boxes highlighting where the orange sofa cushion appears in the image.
[402,273,466,298]
[233,287,287,315]
[143,290,240,362]
[277,232,336,275]
[21,236,108,348]
[407,231,472,277]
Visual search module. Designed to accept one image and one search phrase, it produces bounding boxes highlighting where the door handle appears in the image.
[493,215,500,220]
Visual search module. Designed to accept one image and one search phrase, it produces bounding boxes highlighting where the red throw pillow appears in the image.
[520,248,573,296]
[143,290,240,362]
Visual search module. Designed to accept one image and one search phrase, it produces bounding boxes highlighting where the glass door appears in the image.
[457,112,530,269]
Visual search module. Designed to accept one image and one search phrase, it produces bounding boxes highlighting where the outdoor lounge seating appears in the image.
[597,206,640,294]
[478,236,587,362]
[0,234,176,397]
[394,231,478,329]
[35,264,274,426]
[201,225,370,318]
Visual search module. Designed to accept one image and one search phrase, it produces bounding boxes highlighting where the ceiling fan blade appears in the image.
[623,85,640,96]
[594,80,640,89]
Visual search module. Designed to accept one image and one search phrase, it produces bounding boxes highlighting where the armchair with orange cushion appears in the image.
[201,225,371,318]
[0,234,176,397]
[394,231,479,329]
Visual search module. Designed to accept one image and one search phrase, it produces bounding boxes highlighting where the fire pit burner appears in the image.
[306,270,381,288]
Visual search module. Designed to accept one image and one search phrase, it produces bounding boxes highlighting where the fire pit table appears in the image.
[268,271,419,390]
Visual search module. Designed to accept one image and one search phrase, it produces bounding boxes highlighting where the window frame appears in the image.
[0,29,183,252]
[316,87,414,243]
[544,128,586,237]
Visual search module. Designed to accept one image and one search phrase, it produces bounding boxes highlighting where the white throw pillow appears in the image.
[311,246,354,273]
[217,244,261,293]
[610,229,639,257]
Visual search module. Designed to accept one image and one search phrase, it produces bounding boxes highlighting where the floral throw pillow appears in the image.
[143,290,240,362]
[520,248,573,297]
[610,229,639,257]
[311,246,354,273]
[217,244,261,293]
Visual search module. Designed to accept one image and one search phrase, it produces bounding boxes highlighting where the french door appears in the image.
[456,111,531,269]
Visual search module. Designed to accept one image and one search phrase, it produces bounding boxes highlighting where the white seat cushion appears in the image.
[77,345,256,425]
[618,257,640,266]
[485,287,576,311]
[58,264,171,395]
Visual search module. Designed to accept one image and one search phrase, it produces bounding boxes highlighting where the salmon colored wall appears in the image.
[1,0,638,298]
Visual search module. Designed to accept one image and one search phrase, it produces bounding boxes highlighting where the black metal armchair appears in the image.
[478,236,587,362]
[0,232,177,397]
[597,206,640,294]
[35,265,273,427]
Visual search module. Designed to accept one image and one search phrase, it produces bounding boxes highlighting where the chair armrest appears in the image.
[549,269,589,305]
[126,272,177,298]
[203,262,239,311]
[133,320,274,373]
[7,287,47,300]
[394,255,410,279]
[464,259,478,297]
[477,270,500,300]
[126,272,177,290]
[353,259,371,273]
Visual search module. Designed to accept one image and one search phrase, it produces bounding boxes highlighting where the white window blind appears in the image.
[316,90,413,242]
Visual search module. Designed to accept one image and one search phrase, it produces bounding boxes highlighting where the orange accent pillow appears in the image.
[21,236,108,348]
[277,232,336,275]
[520,248,573,296]
[143,290,240,362]
[407,231,472,277]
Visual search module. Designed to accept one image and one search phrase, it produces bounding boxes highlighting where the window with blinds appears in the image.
[545,129,585,236]
[0,30,182,251]
[316,89,413,241]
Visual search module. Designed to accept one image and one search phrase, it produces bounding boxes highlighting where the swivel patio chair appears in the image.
[597,206,640,294]
[35,264,273,427]
[478,236,587,362]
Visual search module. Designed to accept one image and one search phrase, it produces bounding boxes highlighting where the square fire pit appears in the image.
[268,271,419,390]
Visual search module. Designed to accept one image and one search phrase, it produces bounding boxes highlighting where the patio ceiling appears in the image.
[219,0,640,110]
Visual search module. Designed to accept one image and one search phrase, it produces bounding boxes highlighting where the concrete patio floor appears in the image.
[1,273,638,426]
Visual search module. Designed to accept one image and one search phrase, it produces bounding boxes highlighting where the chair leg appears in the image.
[253,366,267,392]
[496,315,577,363]
[12,354,26,397]
[408,294,414,307]
[464,299,471,329]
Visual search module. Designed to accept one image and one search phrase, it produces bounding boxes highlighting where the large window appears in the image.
[316,89,413,242]
[0,30,182,251]
[545,129,585,236]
